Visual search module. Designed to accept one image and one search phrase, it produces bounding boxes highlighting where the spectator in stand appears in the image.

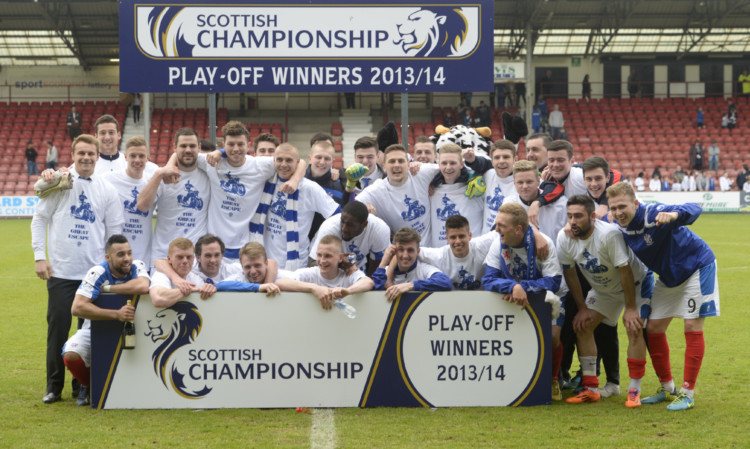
[698,170,714,191]
[696,171,706,191]
[707,139,720,172]
[651,166,662,180]
[443,110,455,127]
[696,106,705,129]
[650,174,663,192]
[689,139,704,171]
[727,109,737,132]
[458,99,468,117]
[531,105,543,133]
[739,69,750,97]
[132,93,141,124]
[344,92,356,109]
[744,176,750,193]
[548,104,565,140]
[25,140,38,176]
[477,101,491,127]
[684,170,696,192]
[559,127,569,141]
[673,165,686,185]
[582,75,591,102]
[66,105,82,142]
[719,172,733,191]
[671,175,683,192]
[661,177,672,192]
[634,172,645,191]
[537,97,548,118]
[516,82,526,108]
[462,109,473,127]
[721,113,729,129]
[45,141,58,170]
[505,83,516,108]
[495,84,505,108]
[737,164,750,190]
[627,68,639,98]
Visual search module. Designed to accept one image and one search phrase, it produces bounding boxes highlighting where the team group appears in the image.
[31,113,719,411]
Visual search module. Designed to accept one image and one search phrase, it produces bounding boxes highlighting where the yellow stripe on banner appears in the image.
[152,9,166,52]
[360,298,400,407]
[396,292,430,408]
[96,295,139,409]
[510,304,545,406]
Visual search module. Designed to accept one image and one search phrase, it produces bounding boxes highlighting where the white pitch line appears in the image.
[310,408,336,449]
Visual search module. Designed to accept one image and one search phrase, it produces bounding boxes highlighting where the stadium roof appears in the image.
[0,0,749,67]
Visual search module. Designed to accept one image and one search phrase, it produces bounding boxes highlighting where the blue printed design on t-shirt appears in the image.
[436,194,459,221]
[220,172,246,196]
[124,186,149,217]
[400,194,426,221]
[177,181,204,210]
[70,190,96,223]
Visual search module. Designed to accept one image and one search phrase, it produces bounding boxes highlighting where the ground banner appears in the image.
[91,291,551,408]
[636,191,741,212]
[119,0,494,92]
[0,196,39,217]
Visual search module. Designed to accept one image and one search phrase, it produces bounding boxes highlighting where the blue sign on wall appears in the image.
[119,0,494,93]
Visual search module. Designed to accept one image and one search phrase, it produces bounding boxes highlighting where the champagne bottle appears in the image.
[122,299,136,349]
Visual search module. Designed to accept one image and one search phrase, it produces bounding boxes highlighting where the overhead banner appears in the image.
[119,0,494,92]
[91,291,551,409]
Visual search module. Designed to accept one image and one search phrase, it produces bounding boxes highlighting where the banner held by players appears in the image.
[91,291,551,409]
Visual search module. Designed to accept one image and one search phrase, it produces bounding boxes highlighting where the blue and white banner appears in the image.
[636,191,741,213]
[91,291,550,408]
[0,196,39,217]
[119,0,494,92]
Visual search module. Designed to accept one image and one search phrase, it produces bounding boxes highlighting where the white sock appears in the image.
[580,356,598,392]
[680,387,694,399]
[661,380,676,394]
[629,378,642,392]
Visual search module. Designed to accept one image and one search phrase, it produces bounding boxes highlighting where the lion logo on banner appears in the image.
[145,6,194,57]
[394,7,468,57]
[145,302,212,399]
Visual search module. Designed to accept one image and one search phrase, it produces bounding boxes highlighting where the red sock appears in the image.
[627,358,647,380]
[647,332,672,383]
[63,356,90,387]
[582,375,599,389]
[683,331,705,390]
[551,344,563,379]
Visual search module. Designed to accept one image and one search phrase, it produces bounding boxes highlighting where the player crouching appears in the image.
[557,195,653,407]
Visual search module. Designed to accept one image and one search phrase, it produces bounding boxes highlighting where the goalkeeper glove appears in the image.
[465,171,486,199]
[345,163,367,190]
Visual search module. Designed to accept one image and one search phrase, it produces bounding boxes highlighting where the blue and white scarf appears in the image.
[499,225,537,282]
[249,174,301,270]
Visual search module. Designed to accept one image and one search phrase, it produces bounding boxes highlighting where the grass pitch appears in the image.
[0,215,747,448]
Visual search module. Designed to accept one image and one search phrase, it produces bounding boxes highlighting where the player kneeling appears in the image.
[62,235,150,406]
